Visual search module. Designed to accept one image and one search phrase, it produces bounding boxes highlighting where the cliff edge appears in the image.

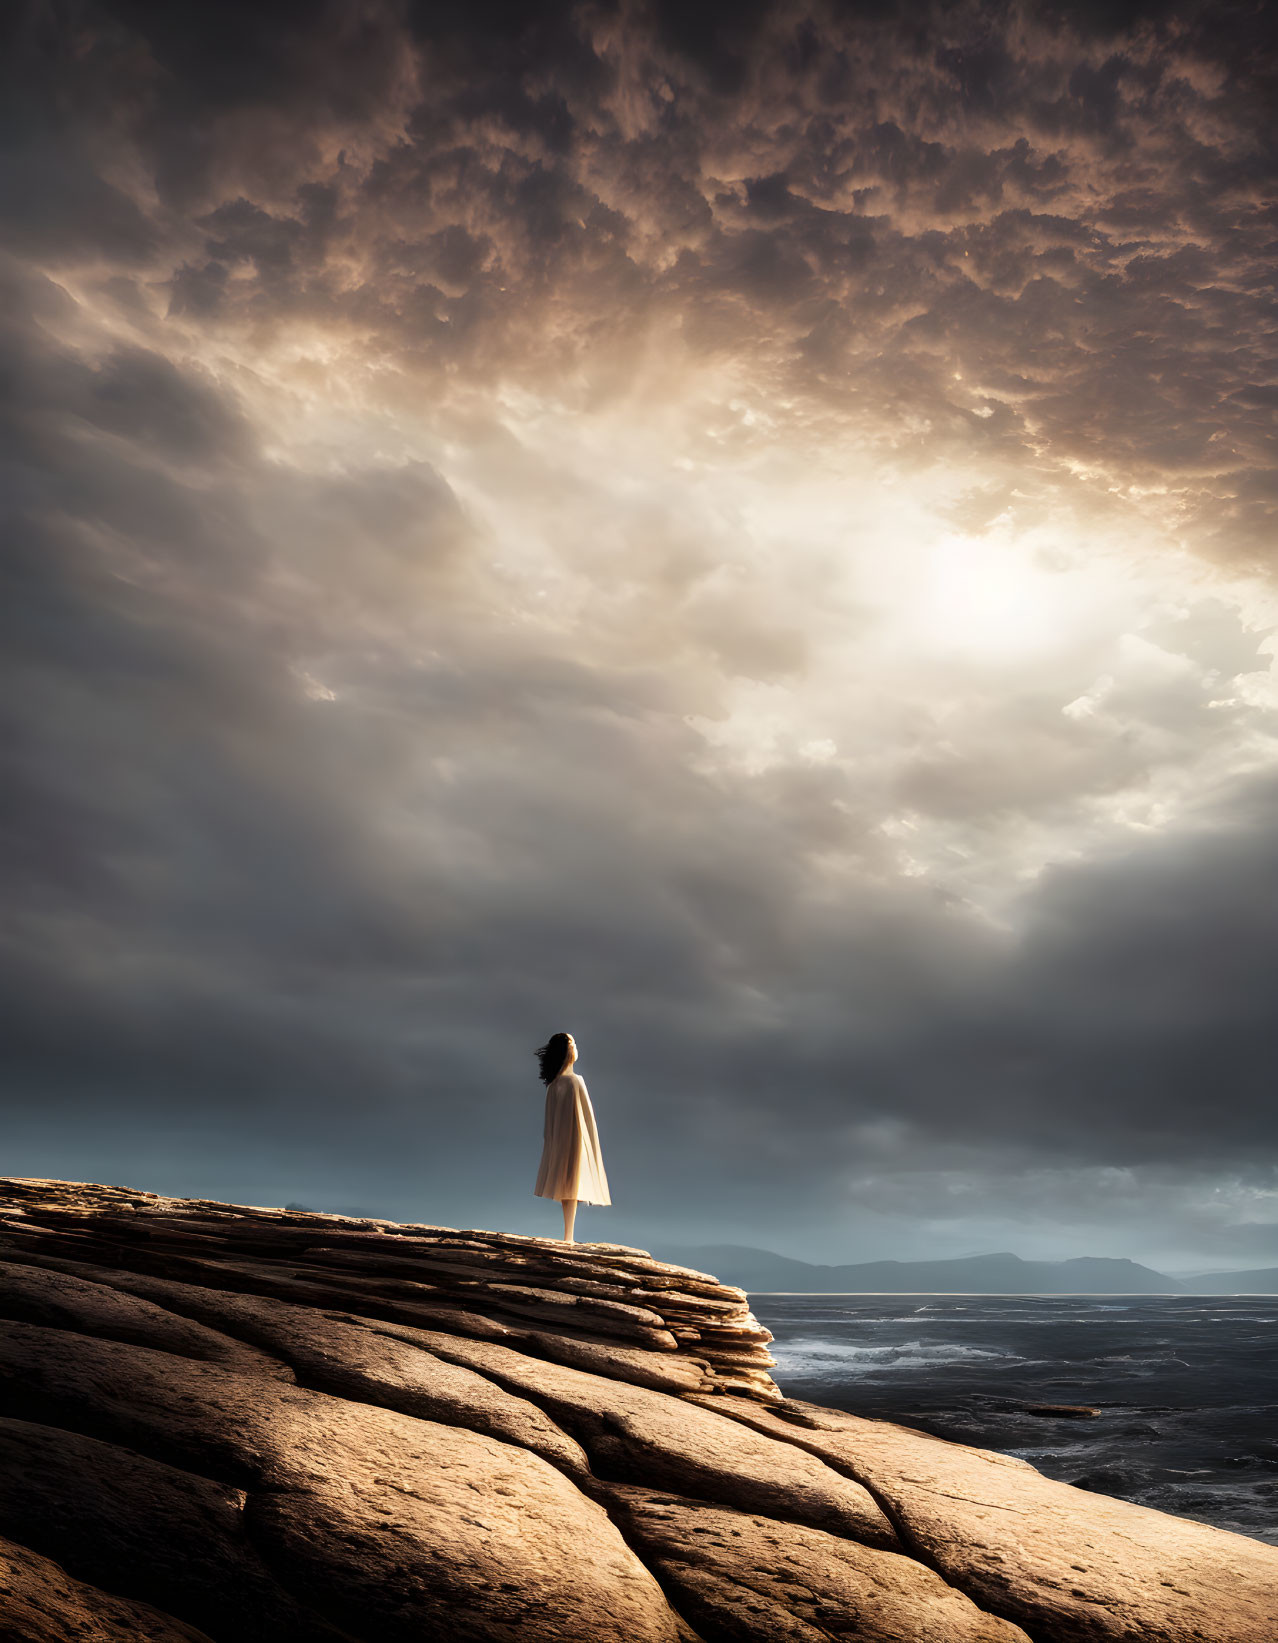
[0,1179,1274,1643]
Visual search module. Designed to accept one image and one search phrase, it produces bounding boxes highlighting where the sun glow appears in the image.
[912,532,1079,659]
[134,328,1278,910]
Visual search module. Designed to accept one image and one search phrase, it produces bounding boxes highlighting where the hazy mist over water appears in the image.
[754,1293,1278,1545]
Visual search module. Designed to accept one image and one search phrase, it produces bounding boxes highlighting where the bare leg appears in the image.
[561,1199,578,1243]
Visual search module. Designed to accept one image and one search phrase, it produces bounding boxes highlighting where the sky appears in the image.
[3,0,1277,1270]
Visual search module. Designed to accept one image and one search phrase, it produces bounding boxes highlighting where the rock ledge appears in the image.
[1,1178,1275,1643]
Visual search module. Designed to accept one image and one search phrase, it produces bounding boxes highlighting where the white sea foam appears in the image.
[770,1336,1014,1379]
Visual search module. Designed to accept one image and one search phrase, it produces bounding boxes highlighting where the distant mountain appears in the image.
[1173,1266,1278,1294]
[659,1244,1181,1294]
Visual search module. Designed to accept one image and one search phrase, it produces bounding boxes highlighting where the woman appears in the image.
[533,1031,610,1242]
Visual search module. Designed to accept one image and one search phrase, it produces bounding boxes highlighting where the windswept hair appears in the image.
[535,1032,571,1085]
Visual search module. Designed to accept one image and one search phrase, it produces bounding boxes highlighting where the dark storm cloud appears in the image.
[875,767,1278,1165]
[3,0,1278,1256]
[26,0,1270,480]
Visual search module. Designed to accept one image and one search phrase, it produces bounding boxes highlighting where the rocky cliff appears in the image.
[0,1179,1274,1643]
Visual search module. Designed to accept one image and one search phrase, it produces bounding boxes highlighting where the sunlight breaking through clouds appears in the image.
[3,0,1278,1263]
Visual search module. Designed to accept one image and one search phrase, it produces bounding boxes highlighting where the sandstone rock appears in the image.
[1,1258,591,1480]
[0,1418,348,1642]
[602,1483,1031,1642]
[0,1533,215,1643]
[0,1321,687,1643]
[345,1314,899,1547]
[0,1260,294,1381]
[2,1177,1275,1643]
[693,1395,1278,1643]
[1,1244,715,1395]
[0,1179,775,1394]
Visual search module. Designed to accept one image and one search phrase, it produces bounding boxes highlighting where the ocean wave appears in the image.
[771,1336,1015,1379]
[1093,1353,1193,1373]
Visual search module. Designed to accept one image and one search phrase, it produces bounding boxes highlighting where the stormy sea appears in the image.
[751,1293,1278,1545]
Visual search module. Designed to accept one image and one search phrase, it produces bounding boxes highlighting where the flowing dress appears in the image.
[534,1071,611,1205]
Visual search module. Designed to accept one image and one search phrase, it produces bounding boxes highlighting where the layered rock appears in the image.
[0,1177,776,1398]
[0,1178,1274,1643]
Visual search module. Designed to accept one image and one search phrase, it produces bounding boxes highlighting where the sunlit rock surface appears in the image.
[1,1179,1275,1643]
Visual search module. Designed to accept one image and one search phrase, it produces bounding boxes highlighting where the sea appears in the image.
[749,1293,1278,1546]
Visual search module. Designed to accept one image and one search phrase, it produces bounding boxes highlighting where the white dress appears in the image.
[534,1072,611,1205]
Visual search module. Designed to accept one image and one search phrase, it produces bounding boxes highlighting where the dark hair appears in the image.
[535,1032,571,1085]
